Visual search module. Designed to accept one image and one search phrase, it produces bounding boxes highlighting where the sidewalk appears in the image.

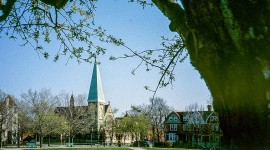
[129,148,145,150]
[1,145,147,150]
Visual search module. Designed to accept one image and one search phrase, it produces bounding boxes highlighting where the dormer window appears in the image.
[183,116,188,122]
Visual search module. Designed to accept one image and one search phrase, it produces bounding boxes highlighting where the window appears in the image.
[170,124,177,131]
[174,116,178,121]
[183,116,188,122]
[215,125,219,131]
[169,116,173,121]
[168,133,178,142]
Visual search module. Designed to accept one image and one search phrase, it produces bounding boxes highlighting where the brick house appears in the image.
[164,105,222,149]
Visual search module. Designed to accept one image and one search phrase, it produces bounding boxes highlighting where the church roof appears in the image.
[88,61,105,103]
[105,104,109,113]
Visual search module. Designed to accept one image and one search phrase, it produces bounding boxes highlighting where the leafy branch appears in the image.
[110,35,187,97]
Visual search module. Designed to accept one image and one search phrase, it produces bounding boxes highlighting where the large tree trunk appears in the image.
[153,0,270,149]
[201,55,269,149]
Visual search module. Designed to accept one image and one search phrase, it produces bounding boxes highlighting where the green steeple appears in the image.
[88,60,105,103]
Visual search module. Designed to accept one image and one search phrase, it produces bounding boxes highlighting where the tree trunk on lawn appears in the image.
[156,129,160,143]
[39,135,43,148]
[153,0,270,149]
[48,133,51,146]
[17,128,20,148]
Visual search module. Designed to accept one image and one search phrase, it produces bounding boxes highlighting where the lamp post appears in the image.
[91,127,93,146]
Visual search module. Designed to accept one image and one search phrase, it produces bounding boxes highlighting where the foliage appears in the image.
[111,35,187,94]
[148,97,173,142]
[16,100,33,147]
[116,114,151,142]
[128,97,173,143]
[0,0,123,63]
[0,0,187,95]
[55,93,94,138]
[104,113,115,144]
[21,89,66,147]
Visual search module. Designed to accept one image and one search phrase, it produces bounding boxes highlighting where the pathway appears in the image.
[129,148,146,150]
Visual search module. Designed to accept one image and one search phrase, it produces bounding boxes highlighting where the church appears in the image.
[86,60,134,145]
[87,60,114,142]
[56,60,115,144]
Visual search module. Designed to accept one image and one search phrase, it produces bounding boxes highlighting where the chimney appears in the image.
[207,105,212,112]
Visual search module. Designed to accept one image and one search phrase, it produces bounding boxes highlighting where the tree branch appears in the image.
[152,0,188,36]
[0,0,17,22]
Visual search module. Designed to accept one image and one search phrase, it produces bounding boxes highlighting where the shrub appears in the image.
[163,141,173,148]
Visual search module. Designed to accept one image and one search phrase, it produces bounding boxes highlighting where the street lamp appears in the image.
[91,127,93,146]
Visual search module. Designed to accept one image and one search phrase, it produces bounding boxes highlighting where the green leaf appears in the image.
[44,52,49,59]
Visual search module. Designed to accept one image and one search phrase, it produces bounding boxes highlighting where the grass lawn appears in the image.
[24,148,132,150]
[22,147,189,150]
[144,148,186,150]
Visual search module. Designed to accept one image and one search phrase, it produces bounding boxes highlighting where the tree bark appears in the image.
[203,56,269,149]
[153,0,270,149]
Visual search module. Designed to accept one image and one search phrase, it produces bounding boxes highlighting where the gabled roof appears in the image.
[166,111,182,123]
[165,110,219,124]
[88,60,105,103]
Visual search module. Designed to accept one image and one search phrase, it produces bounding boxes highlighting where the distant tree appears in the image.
[185,103,205,148]
[148,97,173,143]
[130,97,173,143]
[104,108,117,145]
[16,100,32,148]
[42,111,68,146]
[132,115,151,146]
[55,93,95,143]
[21,89,61,148]
[118,112,151,147]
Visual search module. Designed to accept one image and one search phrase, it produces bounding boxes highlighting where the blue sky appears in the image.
[0,0,210,116]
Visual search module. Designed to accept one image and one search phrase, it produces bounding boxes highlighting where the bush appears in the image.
[132,141,150,147]
[163,141,173,148]
[174,141,185,148]
[153,142,173,148]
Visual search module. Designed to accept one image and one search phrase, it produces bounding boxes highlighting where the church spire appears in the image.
[88,60,105,103]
